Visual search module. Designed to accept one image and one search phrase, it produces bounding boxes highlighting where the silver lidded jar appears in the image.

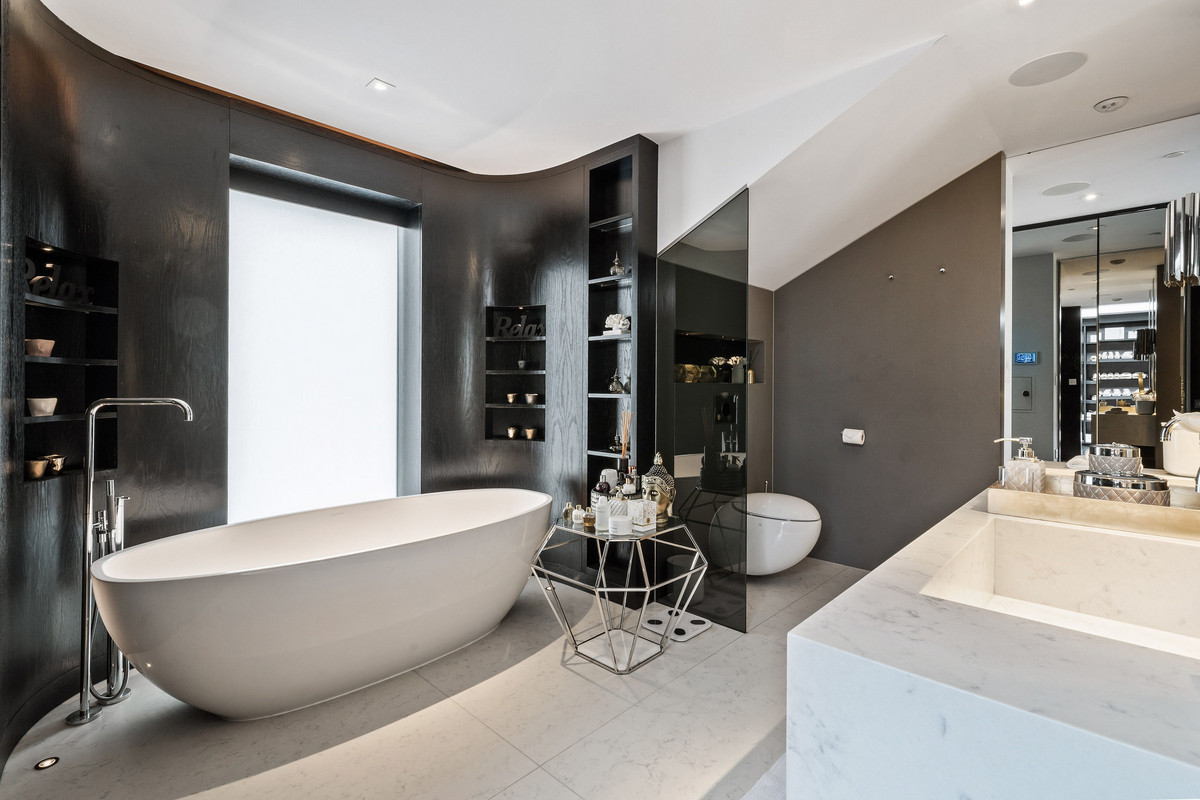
[1088,442,1142,476]
[1072,470,1169,506]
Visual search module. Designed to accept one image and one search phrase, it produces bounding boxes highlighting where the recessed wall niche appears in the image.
[21,239,120,479]
[485,305,547,441]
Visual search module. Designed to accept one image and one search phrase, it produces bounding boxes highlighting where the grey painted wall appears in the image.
[1011,253,1057,457]
[773,155,1004,570]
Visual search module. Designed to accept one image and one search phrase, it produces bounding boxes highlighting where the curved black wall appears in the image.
[0,0,652,769]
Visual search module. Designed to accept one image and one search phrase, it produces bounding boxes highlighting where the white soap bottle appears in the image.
[993,436,1046,493]
[595,496,610,532]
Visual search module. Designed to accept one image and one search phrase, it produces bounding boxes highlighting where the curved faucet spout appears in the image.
[86,397,194,421]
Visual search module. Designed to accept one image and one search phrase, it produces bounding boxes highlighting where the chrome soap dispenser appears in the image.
[994,436,1046,493]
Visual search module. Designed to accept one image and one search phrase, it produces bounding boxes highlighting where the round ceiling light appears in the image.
[1042,181,1092,196]
[1093,96,1128,113]
[1162,151,1188,159]
[1062,234,1095,242]
[1008,52,1087,87]
[1083,193,1101,201]
[1110,258,1126,265]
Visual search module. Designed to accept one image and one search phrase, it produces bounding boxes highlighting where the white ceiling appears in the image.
[41,0,1200,290]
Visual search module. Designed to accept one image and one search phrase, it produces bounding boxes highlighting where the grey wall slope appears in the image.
[773,155,1004,570]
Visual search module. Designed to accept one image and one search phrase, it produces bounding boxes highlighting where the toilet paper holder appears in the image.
[841,428,866,446]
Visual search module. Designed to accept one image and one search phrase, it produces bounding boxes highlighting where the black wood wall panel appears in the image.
[0,0,231,763]
[420,169,589,504]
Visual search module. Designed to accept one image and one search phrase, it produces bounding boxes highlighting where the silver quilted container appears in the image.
[1088,443,1142,476]
[1073,470,1169,506]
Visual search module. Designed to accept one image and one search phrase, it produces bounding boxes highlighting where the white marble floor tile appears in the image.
[448,630,641,765]
[489,767,585,799]
[0,668,448,800]
[745,558,847,630]
[749,568,868,645]
[543,635,788,800]
[187,699,536,800]
[418,578,595,696]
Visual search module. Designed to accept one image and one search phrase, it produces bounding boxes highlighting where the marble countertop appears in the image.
[789,488,1200,769]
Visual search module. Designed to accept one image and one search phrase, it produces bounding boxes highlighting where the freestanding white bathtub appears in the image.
[91,488,552,720]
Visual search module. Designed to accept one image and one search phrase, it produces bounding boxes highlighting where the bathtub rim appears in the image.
[92,487,552,584]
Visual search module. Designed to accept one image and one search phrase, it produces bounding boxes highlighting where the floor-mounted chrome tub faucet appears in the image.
[66,397,194,726]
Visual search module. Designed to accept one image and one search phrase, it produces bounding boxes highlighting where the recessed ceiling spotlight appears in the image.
[1111,297,1123,302]
[1008,51,1087,87]
[1162,151,1188,159]
[1041,181,1092,196]
[1082,269,1112,276]
[1093,96,1128,113]
[1089,224,1105,230]
[1083,193,1100,201]
[1063,234,1095,242]
[1018,0,1035,5]
[41,246,53,252]
[366,78,395,92]
[1110,258,1126,265]
[34,757,59,770]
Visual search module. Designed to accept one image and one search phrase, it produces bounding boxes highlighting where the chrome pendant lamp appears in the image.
[1165,192,1199,287]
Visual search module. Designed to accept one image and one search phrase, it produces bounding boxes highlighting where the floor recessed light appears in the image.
[1008,51,1087,87]
[34,757,59,770]
[1162,151,1188,159]
[366,78,394,92]
[1041,181,1092,196]
[1093,96,1128,113]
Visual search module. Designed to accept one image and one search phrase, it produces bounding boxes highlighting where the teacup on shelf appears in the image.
[507,426,519,439]
[523,427,537,440]
[525,393,539,405]
[27,397,57,417]
[506,393,518,404]
[25,459,48,480]
[24,339,54,357]
[44,454,66,474]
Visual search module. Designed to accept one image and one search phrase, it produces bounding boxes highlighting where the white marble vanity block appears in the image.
[787,638,1200,799]
[786,492,1200,799]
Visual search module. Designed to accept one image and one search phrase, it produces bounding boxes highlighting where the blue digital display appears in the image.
[1014,352,1039,364]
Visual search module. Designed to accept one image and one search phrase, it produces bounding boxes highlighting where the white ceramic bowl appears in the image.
[27,397,58,416]
[24,338,54,357]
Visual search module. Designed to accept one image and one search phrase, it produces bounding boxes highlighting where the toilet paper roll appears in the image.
[841,428,865,446]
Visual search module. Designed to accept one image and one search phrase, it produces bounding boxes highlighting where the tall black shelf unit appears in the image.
[584,145,657,486]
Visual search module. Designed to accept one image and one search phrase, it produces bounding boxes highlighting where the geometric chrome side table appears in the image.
[531,519,708,674]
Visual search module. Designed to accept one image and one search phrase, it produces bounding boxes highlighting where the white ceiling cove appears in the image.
[41,0,1200,289]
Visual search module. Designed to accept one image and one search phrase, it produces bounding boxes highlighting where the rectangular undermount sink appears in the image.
[921,517,1200,660]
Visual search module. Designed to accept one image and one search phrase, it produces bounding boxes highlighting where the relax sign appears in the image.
[493,314,545,338]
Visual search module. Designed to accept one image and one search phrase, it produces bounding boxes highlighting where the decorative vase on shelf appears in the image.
[610,252,625,277]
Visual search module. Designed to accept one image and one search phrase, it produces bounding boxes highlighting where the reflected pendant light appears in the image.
[1165,192,1199,286]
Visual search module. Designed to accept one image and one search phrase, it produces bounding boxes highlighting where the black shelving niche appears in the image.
[485,305,547,442]
[21,239,120,478]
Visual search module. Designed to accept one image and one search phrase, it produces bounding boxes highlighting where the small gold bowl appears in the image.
[25,459,49,480]
[523,427,537,440]
[44,454,66,474]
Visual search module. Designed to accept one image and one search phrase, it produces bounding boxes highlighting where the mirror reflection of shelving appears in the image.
[22,239,119,480]
[484,305,546,442]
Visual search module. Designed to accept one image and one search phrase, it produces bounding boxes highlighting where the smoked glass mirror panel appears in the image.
[657,190,749,632]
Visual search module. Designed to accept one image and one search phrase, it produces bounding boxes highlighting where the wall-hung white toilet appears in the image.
[711,492,822,575]
[741,493,821,575]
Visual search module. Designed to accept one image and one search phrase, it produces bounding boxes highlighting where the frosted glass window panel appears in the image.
[229,189,398,522]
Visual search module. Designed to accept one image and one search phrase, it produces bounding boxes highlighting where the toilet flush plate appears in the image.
[640,602,712,642]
